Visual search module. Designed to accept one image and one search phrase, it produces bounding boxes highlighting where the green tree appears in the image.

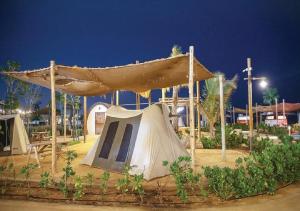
[56,92,66,130]
[22,84,42,133]
[263,87,279,105]
[0,61,26,113]
[201,73,238,138]
[68,95,81,141]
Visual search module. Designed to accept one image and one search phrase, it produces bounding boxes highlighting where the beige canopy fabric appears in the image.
[234,103,300,114]
[3,54,213,96]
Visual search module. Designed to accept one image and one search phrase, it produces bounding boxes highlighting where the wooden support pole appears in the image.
[188,46,195,169]
[219,75,226,161]
[148,91,152,106]
[246,104,248,125]
[135,60,140,110]
[186,105,189,126]
[275,98,278,123]
[196,81,201,140]
[233,106,236,124]
[111,92,115,105]
[247,58,254,152]
[50,60,56,175]
[136,93,140,110]
[64,93,67,141]
[116,91,119,106]
[161,88,166,103]
[83,96,87,143]
[283,99,286,117]
[255,103,258,129]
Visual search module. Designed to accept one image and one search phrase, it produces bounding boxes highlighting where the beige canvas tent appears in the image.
[0,114,29,155]
[81,103,189,180]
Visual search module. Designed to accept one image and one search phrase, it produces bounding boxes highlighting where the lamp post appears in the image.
[243,58,267,152]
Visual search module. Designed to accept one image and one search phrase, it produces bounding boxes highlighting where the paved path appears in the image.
[0,183,299,211]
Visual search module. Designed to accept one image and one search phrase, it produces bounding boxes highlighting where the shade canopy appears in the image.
[3,54,213,96]
[234,103,300,113]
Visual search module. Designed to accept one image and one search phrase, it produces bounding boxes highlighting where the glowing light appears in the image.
[176,107,185,113]
[259,80,268,89]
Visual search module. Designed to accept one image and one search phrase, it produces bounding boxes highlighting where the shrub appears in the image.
[201,126,247,149]
[163,156,204,203]
[39,171,50,188]
[201,137,218,149]
[204,136,300,200]
[131,173,144,203]
[116,165,131,194]
[73,176,84,200]
[20,163,38,196]
[84,173,94,189]
[58,150,77,197]
[99,171,110,199]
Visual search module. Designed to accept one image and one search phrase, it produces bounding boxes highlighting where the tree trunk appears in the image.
[172,86,179,131]
[209,123,215,138]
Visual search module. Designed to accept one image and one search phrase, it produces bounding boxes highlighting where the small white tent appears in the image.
[81,104,189,180]
[87,102,109,135]
[0,114,29,155]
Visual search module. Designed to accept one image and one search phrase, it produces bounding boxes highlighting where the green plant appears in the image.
[99,171,110,198]
[85,173,94,189]
[116,165,131,194]
[20,163,38,196]
[263,87,279,105]
[204,137,300,200]
[73,176,84,200]
[39,171,50,188]
[58,150,77,197]
[131,173,144,203]
[0,164,6,194]
[163,156,204,203]
[39,171,50,195]
[201,137,218,149]
[201,73,238,138]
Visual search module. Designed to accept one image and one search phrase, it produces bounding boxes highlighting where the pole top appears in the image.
[50,60,55,66]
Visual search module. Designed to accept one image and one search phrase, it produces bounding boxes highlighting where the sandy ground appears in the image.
[0,135,248,187]
[0,182,299,211]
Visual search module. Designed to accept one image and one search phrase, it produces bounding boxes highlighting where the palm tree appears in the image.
[201,73,238,138]
[263,87,279,105]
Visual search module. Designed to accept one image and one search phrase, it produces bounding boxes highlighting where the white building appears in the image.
[87,102,109,135]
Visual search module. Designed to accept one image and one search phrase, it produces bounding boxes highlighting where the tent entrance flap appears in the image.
[92,114,142,172]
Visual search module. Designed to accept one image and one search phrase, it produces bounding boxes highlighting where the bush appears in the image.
[201,137,218,149]
[201,126,247,149]
[257,124,288,137]
[163,156,204,203]
[204,136,300,200]
[58,150,77,197]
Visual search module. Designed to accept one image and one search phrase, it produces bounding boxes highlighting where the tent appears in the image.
[81,103,189,180]
[0,114,29,155]
[87,102,110,135]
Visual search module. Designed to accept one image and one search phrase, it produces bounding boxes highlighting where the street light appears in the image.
[259,79,268,89]
[242,58,267,152]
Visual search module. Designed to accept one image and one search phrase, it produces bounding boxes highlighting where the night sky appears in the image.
[1,0,300,110]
